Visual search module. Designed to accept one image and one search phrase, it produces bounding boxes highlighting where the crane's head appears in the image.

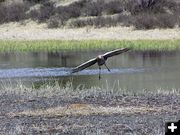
[97,55,104,60]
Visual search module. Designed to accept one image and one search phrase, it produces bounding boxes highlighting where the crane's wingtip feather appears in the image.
[71,68,77,74]
[121,48,131,52]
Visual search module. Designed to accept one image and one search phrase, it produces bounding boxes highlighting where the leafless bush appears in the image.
[81,0,104,16]
[0,1,30,23]
[67,14,131,28]
[27,0,43,3]
[157,14,177,28]
[103,0,124,15]
[47,15,61,28]
[132,0,179,14]
[81,0,124,16]
[67,16,112,28]
[35,1,55,22]
[27,4,40,20]
[133,13,177,29]
[0,0,5,3]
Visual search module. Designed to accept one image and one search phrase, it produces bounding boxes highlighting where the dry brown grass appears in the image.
[1,82,179,134]
[10,103,170,118]
[0,21,180,40]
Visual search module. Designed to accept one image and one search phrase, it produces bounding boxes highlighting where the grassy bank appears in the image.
[0,39,180,52]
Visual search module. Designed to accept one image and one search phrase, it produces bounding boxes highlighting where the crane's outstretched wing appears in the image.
[71,58,97,73]
[103,48,130,59]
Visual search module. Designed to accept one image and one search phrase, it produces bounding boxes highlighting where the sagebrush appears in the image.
[0,0,179,29]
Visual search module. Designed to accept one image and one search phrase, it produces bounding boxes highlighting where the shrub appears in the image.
[133,13,177,29]
[36,1,55,22]
[66,13,131,28]
[0,0,179,29]
[157,14,177,28]
[26,0,43,3]
[103,0,123,15]
[47,15,61,28]
[81,0,104,16]
[130,0,179,14]
[27,4,41,20]
[0,0,5,3]
[0,1,30,24]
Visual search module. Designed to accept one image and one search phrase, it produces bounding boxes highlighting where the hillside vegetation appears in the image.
[0,0,180,29]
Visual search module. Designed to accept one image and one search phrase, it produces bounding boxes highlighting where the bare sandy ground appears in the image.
[0,21,180,40]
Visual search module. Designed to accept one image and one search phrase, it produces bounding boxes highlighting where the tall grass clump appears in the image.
[1,79,179,99]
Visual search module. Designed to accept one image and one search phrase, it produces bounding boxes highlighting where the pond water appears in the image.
[0,50,180,92]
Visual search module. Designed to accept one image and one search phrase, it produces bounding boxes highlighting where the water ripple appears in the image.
[0,67,146,78]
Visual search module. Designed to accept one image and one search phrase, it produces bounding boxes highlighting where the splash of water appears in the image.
[0,67,147,79]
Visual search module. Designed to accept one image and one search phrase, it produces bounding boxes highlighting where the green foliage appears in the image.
[0,40,179,52]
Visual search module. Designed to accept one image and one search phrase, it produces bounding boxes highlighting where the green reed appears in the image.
[0,39,179,52]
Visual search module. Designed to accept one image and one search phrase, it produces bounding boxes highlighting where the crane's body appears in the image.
[72,48,130,79]
[97,55,106,66]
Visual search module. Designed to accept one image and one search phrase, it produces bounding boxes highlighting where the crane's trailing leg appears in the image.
[104,63,110,72]
[99,66,101,80]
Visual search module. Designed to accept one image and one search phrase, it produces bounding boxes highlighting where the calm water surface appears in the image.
[0,50,180,92]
